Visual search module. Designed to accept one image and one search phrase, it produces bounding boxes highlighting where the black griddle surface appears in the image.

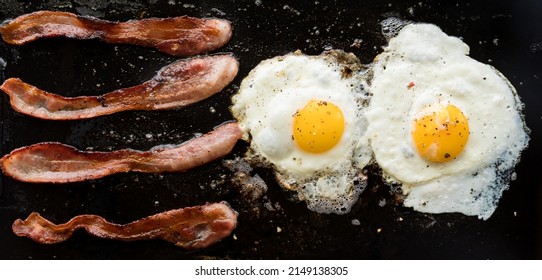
[0,0,541,259]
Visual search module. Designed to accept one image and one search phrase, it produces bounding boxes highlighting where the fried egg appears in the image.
[231,50,371,214]
[365,21,529,219]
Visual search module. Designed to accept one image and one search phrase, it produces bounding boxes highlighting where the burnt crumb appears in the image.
[275,172,297,192]
[224,157,268,203]
[322,49,362,72]
[342,66,353,78]
[393,189,405,205]
[365,70,374,87]
[234,172,268,202]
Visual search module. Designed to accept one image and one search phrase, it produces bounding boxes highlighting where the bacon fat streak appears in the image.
[0,11,232,56]
[0,54,239,120]
[12,202,238,249]
[1,122,242,183]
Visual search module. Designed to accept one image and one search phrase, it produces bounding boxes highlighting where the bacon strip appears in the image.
[0,54,239,120]
[0,11,232,56]
[1,122,242,183]
[12,202,238,249]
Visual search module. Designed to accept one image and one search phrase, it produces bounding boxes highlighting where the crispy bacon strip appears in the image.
[0,54,239,120]
[12,202,238,249]
[1,122,242,183]
[0,11,232,56]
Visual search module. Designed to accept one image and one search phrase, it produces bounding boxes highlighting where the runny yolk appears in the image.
[412,104,469,163]
[293,99,345,153]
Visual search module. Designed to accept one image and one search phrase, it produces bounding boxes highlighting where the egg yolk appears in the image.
[293,99,345,153]
[412,104,469,163]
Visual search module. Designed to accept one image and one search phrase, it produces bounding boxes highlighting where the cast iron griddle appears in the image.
[0,0,541,259]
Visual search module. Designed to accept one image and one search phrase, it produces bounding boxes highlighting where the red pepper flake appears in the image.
[407,81,415,89]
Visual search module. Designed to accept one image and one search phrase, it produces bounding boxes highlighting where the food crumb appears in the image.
[154,201,160,207]
[283,4,301,15]
[211,8,226,16]
[233,234,237,240]
[276,226,282,233]
[377,228,382,233]
[351,219,360,226]
[350,38,363,48]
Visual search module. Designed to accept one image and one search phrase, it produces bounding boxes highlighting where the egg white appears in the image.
[365,23,529,219]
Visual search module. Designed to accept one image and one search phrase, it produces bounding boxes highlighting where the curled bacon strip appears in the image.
[0,11,232,56]
[12,202,238,249]
[0,54,239,120]
[1,122,242,183]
